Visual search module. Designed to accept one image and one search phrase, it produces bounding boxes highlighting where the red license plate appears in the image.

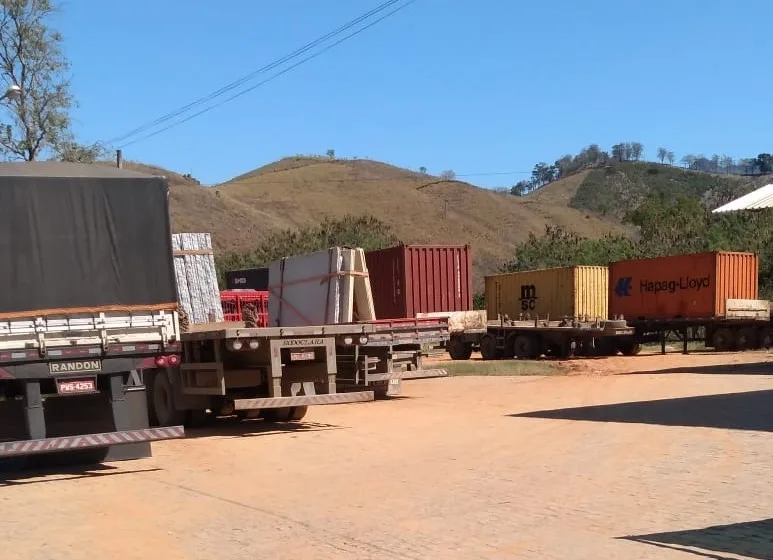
[56,377,97,395]
[290,351,315,361]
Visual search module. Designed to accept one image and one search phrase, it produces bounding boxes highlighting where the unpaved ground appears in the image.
[3,351,773,559]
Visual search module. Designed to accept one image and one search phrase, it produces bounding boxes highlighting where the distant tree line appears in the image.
[502,197,773,298]
[510,142,773,196]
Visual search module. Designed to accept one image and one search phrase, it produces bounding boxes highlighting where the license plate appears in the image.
[49,359,102,374]
[290,351,315,361]
[56,377,97,395]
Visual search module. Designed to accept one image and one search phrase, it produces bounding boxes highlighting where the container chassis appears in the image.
[336,318,450,397]
[447,317,636,360]
[146,323,379,427]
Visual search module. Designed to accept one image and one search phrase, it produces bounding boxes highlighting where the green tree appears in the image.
[510,180,530,196]
[0,0,74,161]
[215,215,400,286]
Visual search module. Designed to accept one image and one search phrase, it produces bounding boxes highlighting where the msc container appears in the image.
[608,251,759,320]
[485,266,609,321]
[365,244,473,319]
[225,267,270,291]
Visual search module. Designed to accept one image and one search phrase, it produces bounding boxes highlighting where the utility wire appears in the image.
[109,0,412,147]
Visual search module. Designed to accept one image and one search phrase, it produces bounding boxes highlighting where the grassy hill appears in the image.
[94,157,773,288]
[530,162,771,219]
[211,157,629,279]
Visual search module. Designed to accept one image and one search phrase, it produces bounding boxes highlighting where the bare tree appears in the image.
[630,142,644,161]
[439,169,456,180]
[656,147,668,164]
[719,155,734,172]
[666,151,675,165]
[0,0,74,161]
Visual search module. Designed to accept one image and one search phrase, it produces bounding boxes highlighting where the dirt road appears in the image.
[3,351,773,559]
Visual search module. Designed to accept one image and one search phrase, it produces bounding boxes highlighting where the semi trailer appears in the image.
[0,163,185,469]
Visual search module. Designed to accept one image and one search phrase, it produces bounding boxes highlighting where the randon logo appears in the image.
[614,277,632,297]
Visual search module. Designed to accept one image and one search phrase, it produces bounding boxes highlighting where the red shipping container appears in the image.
[609,251,759,320]
[365,244,473,319]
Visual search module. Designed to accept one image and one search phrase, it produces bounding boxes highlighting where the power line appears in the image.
[111,0,414,148]
[106,0,404,145]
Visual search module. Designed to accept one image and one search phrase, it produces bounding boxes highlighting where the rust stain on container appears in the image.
[609,251,759,320]
[485,266,608,320]
[365,244,473,319]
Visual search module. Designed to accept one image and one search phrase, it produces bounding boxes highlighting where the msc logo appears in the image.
[614,277,633,297]
[519,284,537,310]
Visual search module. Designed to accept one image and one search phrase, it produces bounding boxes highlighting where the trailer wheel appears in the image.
[262,407,307,422]
[759,327,773,350]
[152,371,185,427]
[512,334,539,359]
[447,336,473,360]
[479,335,500,361]
[288,406,309,421]
[712,328,733,351]
[618,339,641,356]
[735,328,757,351]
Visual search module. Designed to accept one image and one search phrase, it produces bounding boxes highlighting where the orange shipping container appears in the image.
[609,251,759,320]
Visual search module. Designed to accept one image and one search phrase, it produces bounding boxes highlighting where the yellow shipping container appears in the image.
[485,265,609,321]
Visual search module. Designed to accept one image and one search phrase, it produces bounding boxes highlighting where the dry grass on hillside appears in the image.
[94,157,630,282]
[214,158,628,278]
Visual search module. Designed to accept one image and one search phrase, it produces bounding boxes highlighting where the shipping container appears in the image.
[608,251,759,320]
[365,244,473,319]
[485,266,609,321]
[225,267,270,291]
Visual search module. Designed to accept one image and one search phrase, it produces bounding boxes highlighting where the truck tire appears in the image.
[712,328,733,351]
[263,406,308,422]
[479,335,500,361]
[617,339,641,356]
[759,327,773,350]
[447,336,473,360]
[735,327,757,350]
[512,334,539,359]
[152,371,185,427]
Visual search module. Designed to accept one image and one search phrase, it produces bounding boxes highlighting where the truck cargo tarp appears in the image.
[0,162,178,317]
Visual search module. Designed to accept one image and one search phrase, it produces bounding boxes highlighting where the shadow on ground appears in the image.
[183,417,348,440]
[624,360,773,376]
[510,389,773,432]
[620,518,773,560]
[0,463,160,486]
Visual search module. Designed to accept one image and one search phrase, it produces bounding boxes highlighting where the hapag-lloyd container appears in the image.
[364,244,473,319]
[485,266,609,321]
[608,251,759,320]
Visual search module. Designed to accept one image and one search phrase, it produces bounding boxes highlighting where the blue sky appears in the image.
[56,0,772,187]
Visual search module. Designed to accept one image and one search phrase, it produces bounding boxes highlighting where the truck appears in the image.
[444,311,635,360]
[609,251,771,354]
[0,163,185,469]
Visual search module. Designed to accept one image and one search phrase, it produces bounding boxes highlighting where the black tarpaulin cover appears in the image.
[0,162,178,318]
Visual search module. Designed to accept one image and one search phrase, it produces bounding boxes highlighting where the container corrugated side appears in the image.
[365,244,473,319]
[608,251,759,320]
[485,266,608,320]
[714,252,759,316]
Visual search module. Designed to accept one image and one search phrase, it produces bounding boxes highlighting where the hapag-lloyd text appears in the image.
[640,276,711,294]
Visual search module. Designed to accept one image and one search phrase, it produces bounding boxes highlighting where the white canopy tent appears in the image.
[712,183,773,213]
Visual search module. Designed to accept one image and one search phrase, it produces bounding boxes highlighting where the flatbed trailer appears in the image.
[146,323,379,426]
[447,317,635,360]
[617,298,773,355]
[336,317,450,398]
